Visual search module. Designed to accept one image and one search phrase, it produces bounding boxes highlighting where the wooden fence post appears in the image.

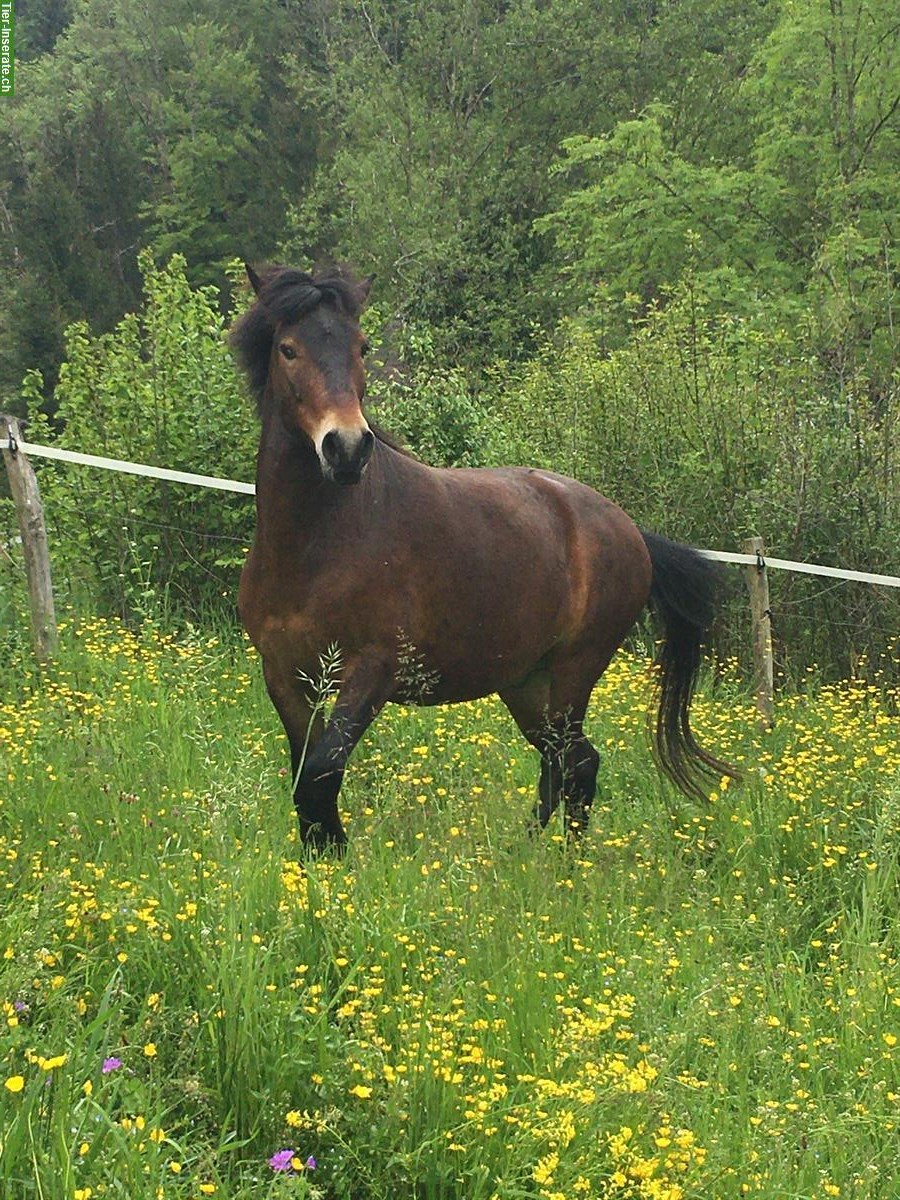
[743,535,774,726]
[1,415,58,661]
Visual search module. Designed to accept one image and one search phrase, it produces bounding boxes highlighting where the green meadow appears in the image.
[1,617,899,1199]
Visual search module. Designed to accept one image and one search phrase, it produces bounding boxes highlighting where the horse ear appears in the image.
[358,275,375,308]
[245,262,263,296]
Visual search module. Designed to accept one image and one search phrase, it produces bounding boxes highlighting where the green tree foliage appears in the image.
[4,0,777,387]
[0,0,319,399]
[751,0,900,398]
[284,0,774,364]
[529,0,899,675]
[15,0,72,59]
[539,0,899,370]
[283,0,537,358]
[536,112,790,325]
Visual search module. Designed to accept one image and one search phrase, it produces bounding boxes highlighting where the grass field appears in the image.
[1,617,899,1199]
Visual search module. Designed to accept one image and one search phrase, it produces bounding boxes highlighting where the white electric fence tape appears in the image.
[699,550,900,589]
[11,436,900,589]
[16,438,256,496]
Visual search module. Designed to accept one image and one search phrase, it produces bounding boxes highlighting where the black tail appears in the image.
[641,531,739,799]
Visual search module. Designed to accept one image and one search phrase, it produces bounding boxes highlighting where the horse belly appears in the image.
[404,579,564,705]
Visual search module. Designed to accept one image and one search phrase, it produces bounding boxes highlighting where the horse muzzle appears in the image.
[319,426,375,485]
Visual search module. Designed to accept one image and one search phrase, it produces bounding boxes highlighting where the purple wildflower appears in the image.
[268,1149,295,1172]
[305,1156,317,1170]
[13,1001,27,1013]
[102,1057,122,1074]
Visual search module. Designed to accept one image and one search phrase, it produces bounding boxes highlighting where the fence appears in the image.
[3,414,899,722]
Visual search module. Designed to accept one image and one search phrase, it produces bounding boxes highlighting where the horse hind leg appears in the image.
[500,671,600,838]
[548,654,610,838]
[532,716,600,837]
[501,671,557,831]
[562,734,600,836]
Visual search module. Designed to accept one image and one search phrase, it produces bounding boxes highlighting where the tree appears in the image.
[281,0,775,364]
[0,0,323,403]
[21,254,257,616]
[751,0,900,394]
[537,0,899,370]
[15,0,72,59]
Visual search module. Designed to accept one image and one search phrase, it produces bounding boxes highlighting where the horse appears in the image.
[232,264,737,853]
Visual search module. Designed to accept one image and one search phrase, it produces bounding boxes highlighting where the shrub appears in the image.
[20,253,257,619]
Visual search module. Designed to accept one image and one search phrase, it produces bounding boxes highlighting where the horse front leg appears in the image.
[534,750,564,831]
[265,657,392,854]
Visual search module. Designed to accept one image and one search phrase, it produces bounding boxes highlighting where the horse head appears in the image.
[236,264,375,484]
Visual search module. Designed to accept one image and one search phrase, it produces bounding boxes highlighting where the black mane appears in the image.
[230,265,367,415]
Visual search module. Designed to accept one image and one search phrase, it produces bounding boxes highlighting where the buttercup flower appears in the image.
[37,1054,66,1071]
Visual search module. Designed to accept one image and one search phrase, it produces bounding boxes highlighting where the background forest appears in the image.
[2,0,899,677]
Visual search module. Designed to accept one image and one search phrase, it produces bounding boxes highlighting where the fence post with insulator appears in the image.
[742,535,774,727]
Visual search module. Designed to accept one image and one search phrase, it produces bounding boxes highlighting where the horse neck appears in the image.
[254,410,330,534]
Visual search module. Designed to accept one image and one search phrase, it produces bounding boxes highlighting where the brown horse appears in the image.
[233,265,736,853]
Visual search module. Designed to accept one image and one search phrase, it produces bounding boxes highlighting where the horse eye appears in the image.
[360,339,370,357]
[279,343,296,361]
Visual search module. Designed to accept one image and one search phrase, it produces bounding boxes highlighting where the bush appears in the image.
[493,279,899,678]
[20,253,257,619]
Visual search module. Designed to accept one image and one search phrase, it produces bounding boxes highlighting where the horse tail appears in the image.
[641,531,739,798]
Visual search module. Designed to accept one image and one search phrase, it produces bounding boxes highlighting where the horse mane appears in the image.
[368,421,413,457]
[230,265,368,415]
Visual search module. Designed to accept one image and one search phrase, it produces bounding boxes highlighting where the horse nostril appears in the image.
[320,427,374,481]
[321,430,340,467]
[321,428,373,469]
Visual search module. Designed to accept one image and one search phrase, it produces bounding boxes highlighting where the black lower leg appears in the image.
[563,737,600,836]
[295,767,347,852]
[265,656,389,856]
[293,665,392,854]
[531,752,564,830]
[294,720,359,853]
